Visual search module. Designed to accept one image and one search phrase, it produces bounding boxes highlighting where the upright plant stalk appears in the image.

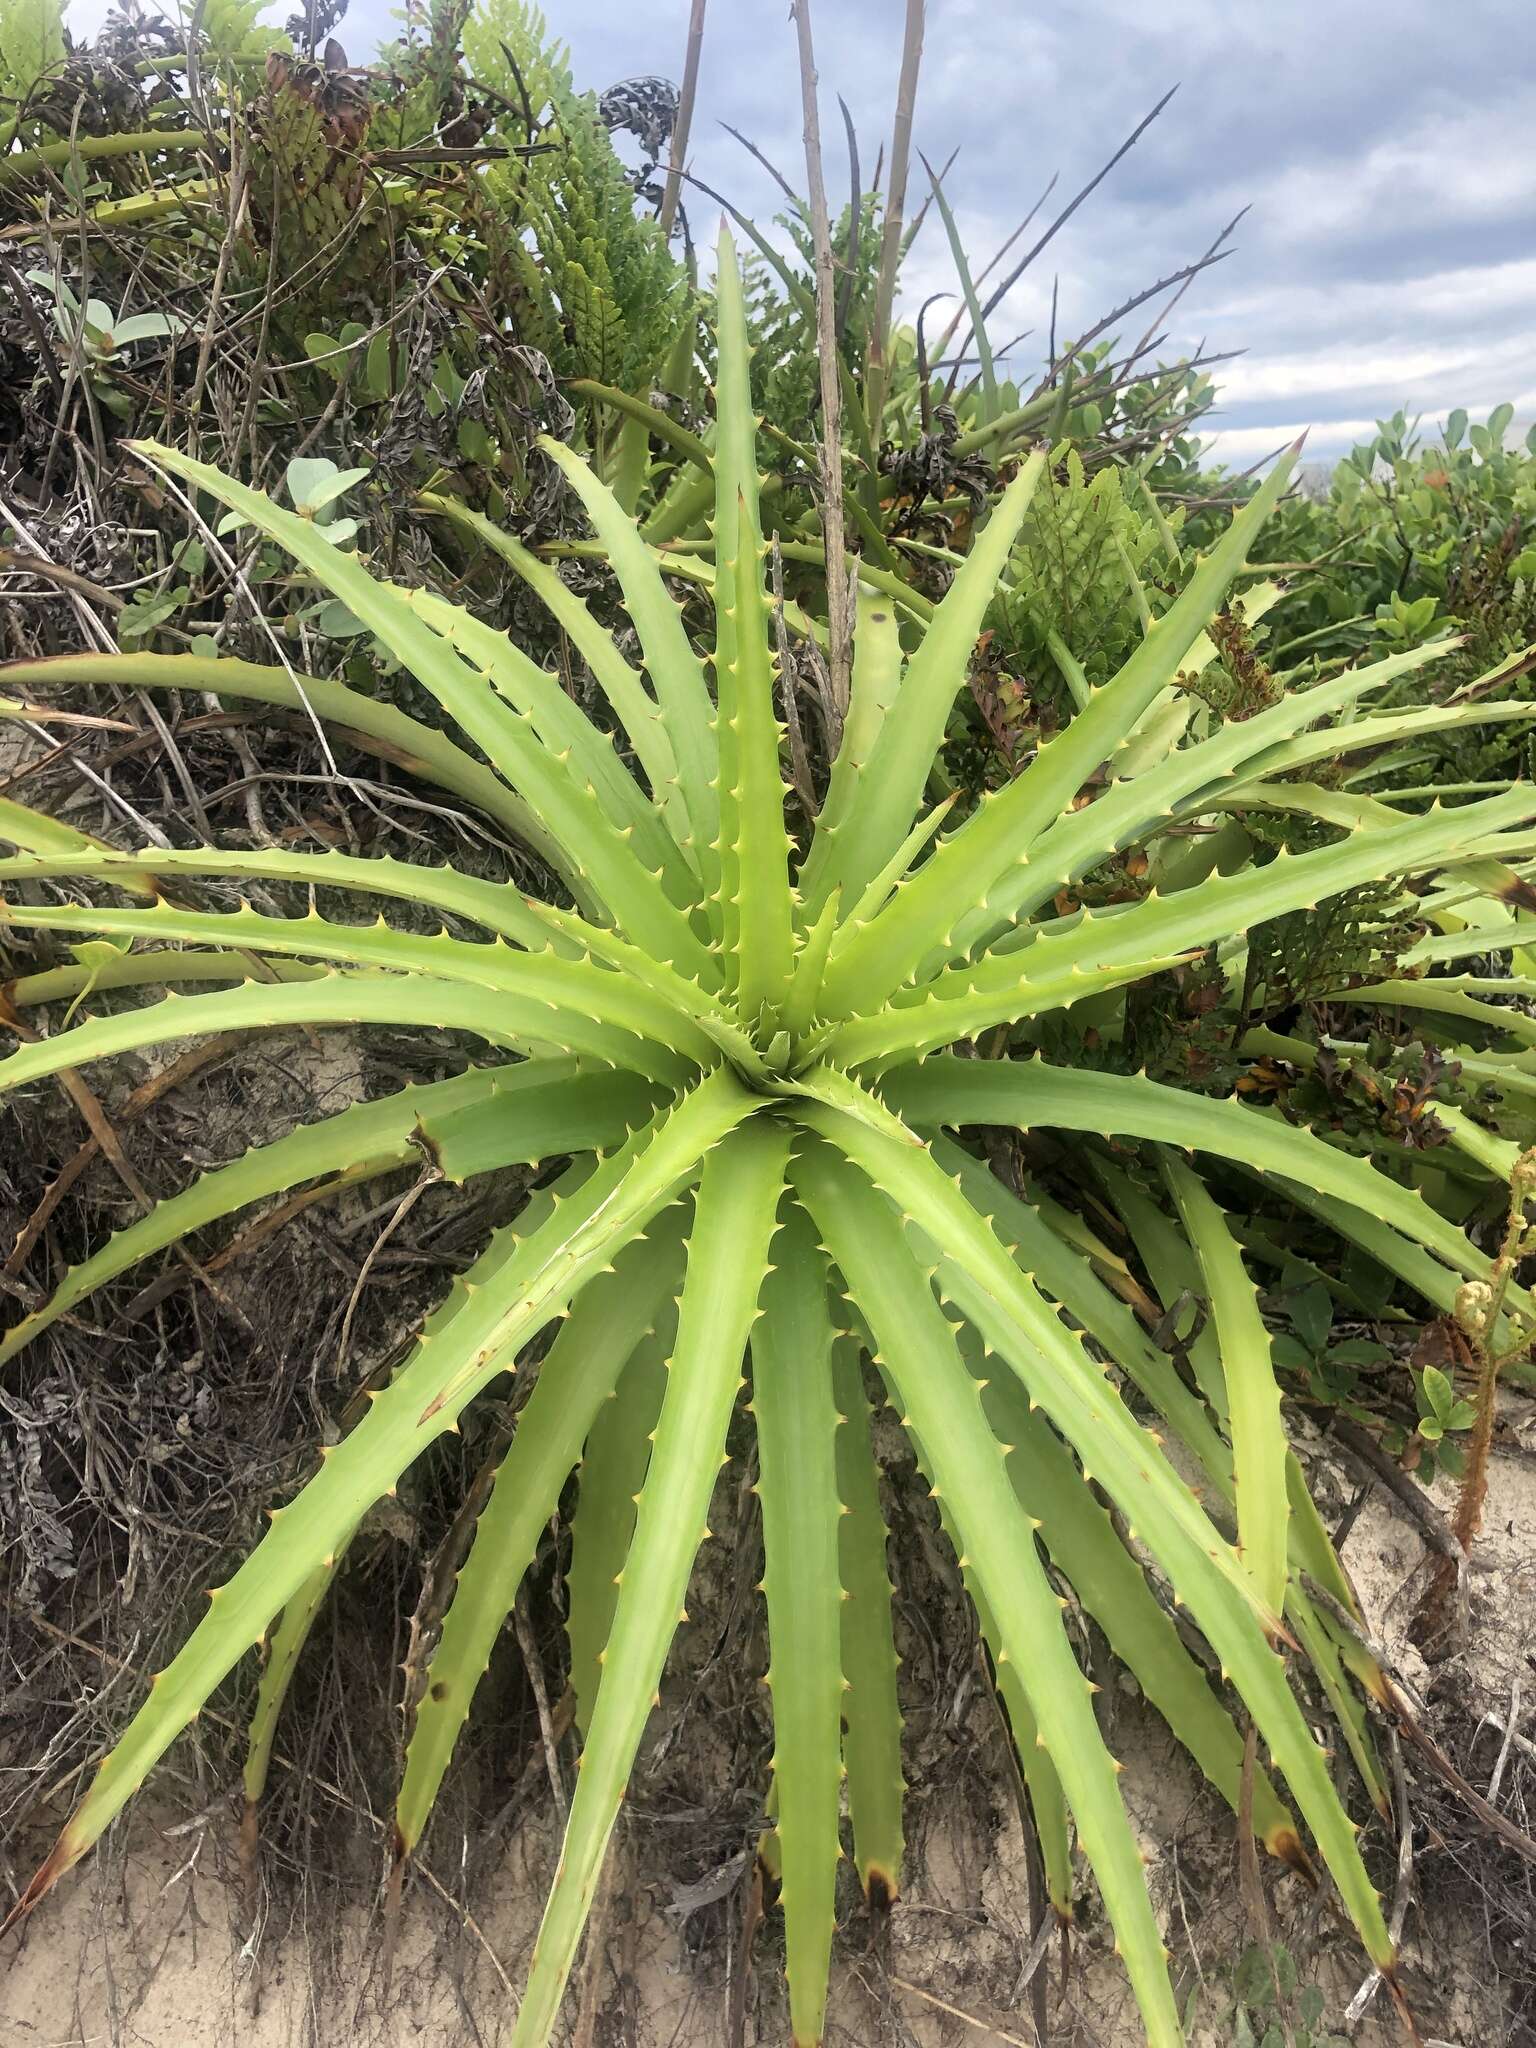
[865,0,925,432]
[791,0,854,721]
[657,0,708,238]
[1419,1148,1536,1640]
[942,86,1178,390]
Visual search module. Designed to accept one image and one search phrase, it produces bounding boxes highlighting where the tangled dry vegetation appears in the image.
[3,3,1536,2046]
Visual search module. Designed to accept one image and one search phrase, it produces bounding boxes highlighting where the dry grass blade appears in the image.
[658,0,709,237]
[866,0,925,425]
[3,1035,237,1277]
[979,83,1179,326]
[791,0,853,720]
[835,95,862,343]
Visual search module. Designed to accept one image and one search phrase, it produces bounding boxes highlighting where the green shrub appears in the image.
[1197,405,1536,786]
[6,233,1536,2045]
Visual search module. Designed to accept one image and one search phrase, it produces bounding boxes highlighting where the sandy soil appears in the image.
[3,1418,1532,2048]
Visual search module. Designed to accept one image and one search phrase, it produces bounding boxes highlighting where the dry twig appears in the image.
[790,0,853,725]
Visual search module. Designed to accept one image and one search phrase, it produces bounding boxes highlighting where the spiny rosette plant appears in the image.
[2,232,1536,2047]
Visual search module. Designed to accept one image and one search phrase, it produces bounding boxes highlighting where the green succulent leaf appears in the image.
[830,1337,905,1907]
[817,583,904,848]
[961,1322,1297,1854]
[13,234,1520,2048]
[242,1507,360,1826]
[0,959,696,1089]
[8,1069,758,1908]
[3,641,552,868]
[800,450,1046,919]
[415,495,690,863]
[887,1057,1506,1288]
[511,1119,789,2047]
[818,442,1299,1007]
[126,444,709,970]
[752,1206,844,2046]
[0,1062,654,1371]
[395,1208,689,1859]
[538,436,719,874]
[566,1316,674,1738]
[797,1139,1184,2046]
[1161,1158,1289,1626]
[794,1094,1391,1980]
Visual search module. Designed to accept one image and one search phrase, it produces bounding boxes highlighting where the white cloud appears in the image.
[1253,100,1536,249]
[1202,256,1536,337]
[1201,418,1378,462]
[1218,333,1536,407]
[1221,348,1468,405]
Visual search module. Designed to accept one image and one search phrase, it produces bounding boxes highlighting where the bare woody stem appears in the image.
[657,0,708,238]
[866,0,926,432]
[791,0,853,724]
[1452,1154,1536,1555]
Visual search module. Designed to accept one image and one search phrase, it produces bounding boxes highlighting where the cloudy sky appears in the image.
[67,0,1536,464]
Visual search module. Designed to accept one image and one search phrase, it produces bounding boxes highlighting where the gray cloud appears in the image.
[63,0,1536,459]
